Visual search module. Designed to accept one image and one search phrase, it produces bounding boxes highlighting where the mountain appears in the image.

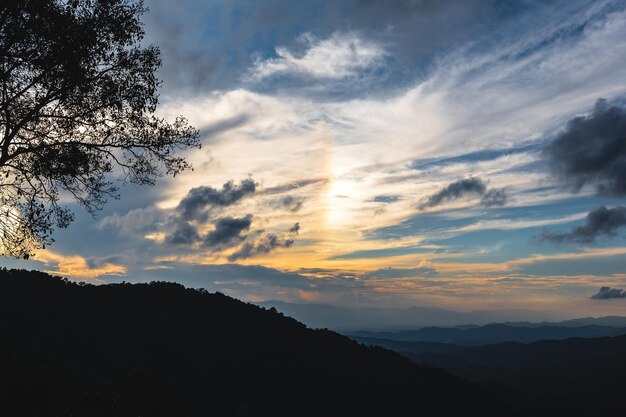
[346,323,626,345]
[556,316,626,327]
[0,269,505,417]
[258,300,556,330]
[503,316,626,328]
[400,336,626,417]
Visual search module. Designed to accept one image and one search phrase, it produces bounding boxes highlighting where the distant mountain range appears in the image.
[347,323,626,416]
[258,300,562,330]
[504,316,626,328]
[346,323,626,346]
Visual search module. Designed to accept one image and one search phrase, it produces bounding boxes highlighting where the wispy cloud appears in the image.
[246,32,387,82]
[33,250,127,280]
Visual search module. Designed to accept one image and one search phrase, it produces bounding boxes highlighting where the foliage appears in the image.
[0,1,200,258]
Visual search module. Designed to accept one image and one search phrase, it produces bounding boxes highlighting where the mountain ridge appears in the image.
[0,268,505,417]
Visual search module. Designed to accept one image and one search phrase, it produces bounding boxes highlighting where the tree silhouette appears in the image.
[0,0,199,258]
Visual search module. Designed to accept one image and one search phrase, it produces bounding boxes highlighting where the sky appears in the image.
[4,0,626,319]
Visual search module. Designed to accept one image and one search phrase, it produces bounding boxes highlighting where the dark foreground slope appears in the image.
[405,336,626,417]
[0,269,504,417]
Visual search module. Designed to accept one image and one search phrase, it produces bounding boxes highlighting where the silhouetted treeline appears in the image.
[0,269,507,417]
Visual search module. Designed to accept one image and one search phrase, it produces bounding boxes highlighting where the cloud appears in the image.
[544,99,626,195]
[260,178,328,195]
[246,32,387,82]
[510,247,626,277]
[227,223,300,261]
[274,195,304,212]
[591,286,626,300]
[125,261,363,305]
[361,266,437,279]
[165,220,201,245]
[162,178,300,259]
[177,178,257,221]
[540,206,626,244]
[372,195,401,203]
[143,0,506,97]
[33,250,127,280]
[96,207,164,235]
[480,188,508,207]
[167,215,253,248]
[204,215,253,248]
[420,177,509,210]
[85,254,135,270]
[419,178,484,209]
[142,0,218,96]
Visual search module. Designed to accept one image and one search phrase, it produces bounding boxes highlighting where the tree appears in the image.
[0,0,200,258]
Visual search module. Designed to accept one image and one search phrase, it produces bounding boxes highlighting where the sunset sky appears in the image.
[5,0,626,317]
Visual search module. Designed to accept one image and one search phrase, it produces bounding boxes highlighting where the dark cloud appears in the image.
[165,221,201,245]
[480,188,508,207]
[166,214,300,260]
[204,215,253,248]
[227,223,300,261]
[591,286,626,300]
[163,179,300,258]
[372,195,401,203]
[540,206,626,244]
[544,99,626,195]
[420,177,508,209]
[165,179,256,246]
[361,266,437,279]
[420,177,486,209]
[177,179,257,221]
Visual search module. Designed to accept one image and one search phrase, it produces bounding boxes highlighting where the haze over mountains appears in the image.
[258,300,566,330]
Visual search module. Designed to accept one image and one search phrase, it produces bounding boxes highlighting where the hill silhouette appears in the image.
[0,268,505,417]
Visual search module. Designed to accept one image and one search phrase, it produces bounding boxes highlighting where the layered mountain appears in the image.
[407,335,626,416]
[346,323,626,346]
